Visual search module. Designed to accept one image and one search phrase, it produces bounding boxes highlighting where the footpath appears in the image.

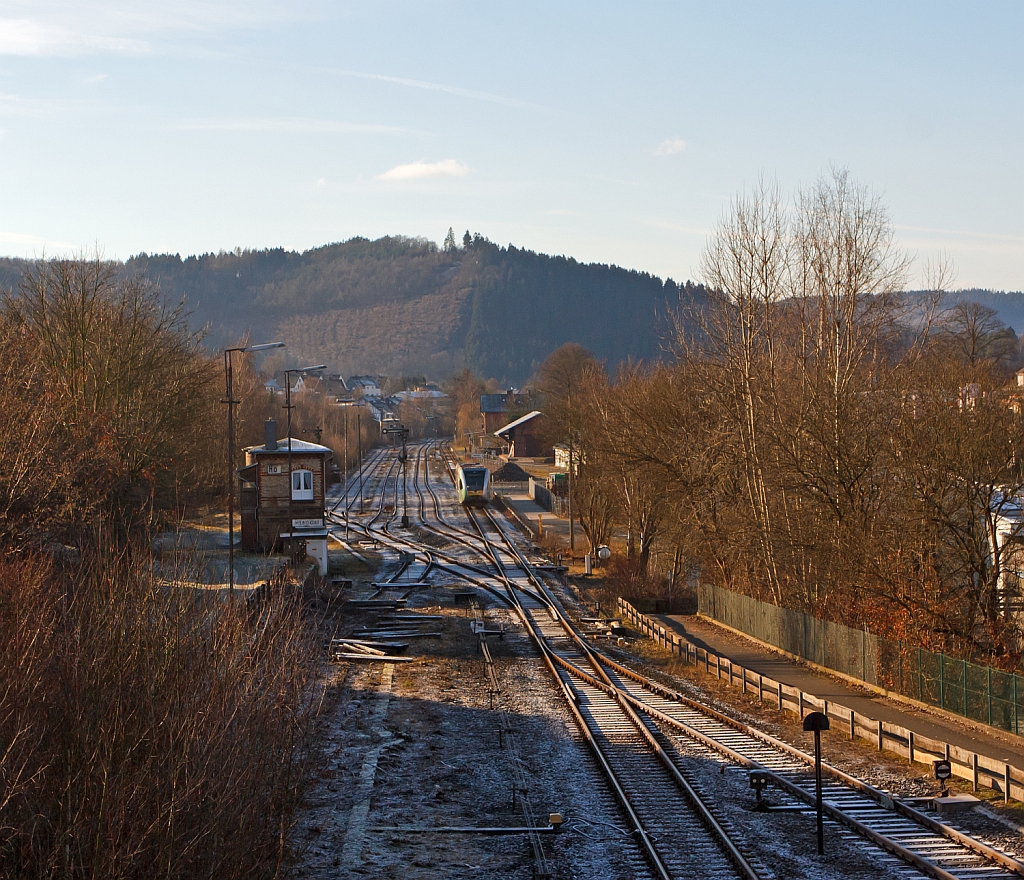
[656,612,1024,773]
[498,489,576,547]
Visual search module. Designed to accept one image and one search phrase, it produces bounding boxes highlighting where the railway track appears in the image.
[327,441,1024,880]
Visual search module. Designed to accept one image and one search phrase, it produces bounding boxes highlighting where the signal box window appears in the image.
[292,469,314,501]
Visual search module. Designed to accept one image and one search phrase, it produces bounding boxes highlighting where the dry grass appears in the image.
[0,551,323,880]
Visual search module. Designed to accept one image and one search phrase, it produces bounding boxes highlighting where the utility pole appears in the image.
[334,399,358,540]
[283,364,326,562]
[358,411,364,514]
[223,341,284,597]
[567,400,575,552]
[382,425,411,526]
[344,405,349,539]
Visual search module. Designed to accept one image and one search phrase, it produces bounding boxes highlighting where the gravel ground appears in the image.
[604,633,1024,867]
[287,457,1024,878]
[289,580,641,879]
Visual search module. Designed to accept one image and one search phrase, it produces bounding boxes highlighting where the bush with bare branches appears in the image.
[0,553,321,880]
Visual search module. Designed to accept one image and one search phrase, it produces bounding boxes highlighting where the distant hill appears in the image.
[938,289,1024,335]
[2,235,700,384]
[3,239,1020,385]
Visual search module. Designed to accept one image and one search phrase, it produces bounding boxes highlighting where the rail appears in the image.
[618,598,1024,804]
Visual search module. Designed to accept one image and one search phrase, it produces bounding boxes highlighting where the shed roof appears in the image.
[494,410,543,436]
[480,394,508,413]
[246,437,332,455]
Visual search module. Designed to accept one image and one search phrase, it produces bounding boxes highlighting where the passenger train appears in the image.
[455,464,493,506]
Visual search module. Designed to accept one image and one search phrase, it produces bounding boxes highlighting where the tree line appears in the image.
[0,259,322,879]
[544,171,1024,667]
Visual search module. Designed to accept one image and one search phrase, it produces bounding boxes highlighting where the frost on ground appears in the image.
[288,589,638,879]
[287,496,1024,879]
[602,619,1024,866]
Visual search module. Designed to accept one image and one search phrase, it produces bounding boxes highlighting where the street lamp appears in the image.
[283,364,327,561]
[224,341,285,597]
[334,398,361,539]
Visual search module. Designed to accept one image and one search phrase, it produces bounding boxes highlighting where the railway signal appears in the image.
[934,759,952,796]
[803,711,830,855]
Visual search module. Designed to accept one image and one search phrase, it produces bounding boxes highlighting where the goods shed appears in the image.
[494,410,548,459]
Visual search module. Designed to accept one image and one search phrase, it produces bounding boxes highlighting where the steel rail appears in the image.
[436,464,761,879]
[411,448,696,879]
[351,448,1006,880]
[472,500,1024,880]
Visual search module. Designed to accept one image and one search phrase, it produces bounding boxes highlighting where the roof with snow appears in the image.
[246,437,332,455]
[494,410,544,436]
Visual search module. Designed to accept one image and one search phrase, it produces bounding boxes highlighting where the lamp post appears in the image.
[223,341,285,598]
[283,364,326,561]
[335,399,360,539]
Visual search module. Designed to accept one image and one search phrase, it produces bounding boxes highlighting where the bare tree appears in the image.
[0,257,220,545]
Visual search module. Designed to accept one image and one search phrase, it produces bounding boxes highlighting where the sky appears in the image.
[0,1,1022,290]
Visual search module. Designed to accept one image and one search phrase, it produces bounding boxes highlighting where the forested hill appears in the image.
[939,289,1024,335]
[115,234,696,383]
[6,236,1018,384]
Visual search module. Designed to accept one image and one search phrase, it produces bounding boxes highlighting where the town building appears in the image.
[348,375,382,397]
[480,393,508,433]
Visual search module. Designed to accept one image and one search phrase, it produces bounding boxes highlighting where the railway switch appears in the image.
[749,769,771,810]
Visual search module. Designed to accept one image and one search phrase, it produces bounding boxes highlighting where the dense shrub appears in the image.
[0,553,321,880]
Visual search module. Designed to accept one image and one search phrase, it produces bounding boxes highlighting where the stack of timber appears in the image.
[331,637,414,663]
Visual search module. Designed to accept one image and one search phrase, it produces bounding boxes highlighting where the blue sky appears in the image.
[0,1,1021,290]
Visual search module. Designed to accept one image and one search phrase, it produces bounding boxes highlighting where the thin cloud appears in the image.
[376,159,469,181]
[0,91,53,118]
[893,223,1024,258]
[0,17,149,56]
[0,230,77,250]
[640,217,710,236]
[592,173,645,188]
[0,3,308,57]
[894,223,1024,243]
[327,68,552,115]
[655,138,687,156]
[171,117,406,135]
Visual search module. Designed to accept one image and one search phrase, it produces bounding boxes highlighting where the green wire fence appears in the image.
[698,582,1023,734]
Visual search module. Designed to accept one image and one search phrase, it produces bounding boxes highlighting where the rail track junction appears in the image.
[299,441,1024,880]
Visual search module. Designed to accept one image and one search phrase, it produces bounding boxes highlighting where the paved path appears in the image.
[499,491,574,544]
[658,613,1024,769]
